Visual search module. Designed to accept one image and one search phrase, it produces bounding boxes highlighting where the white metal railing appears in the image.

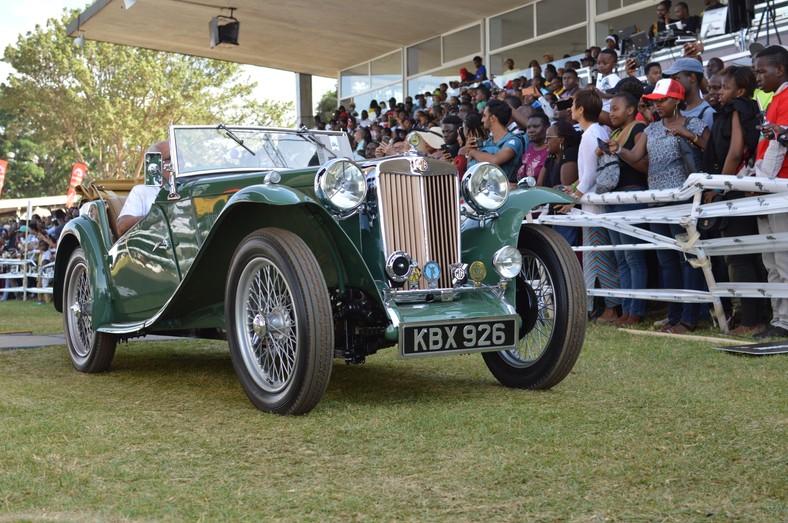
[0,257,54,300]
[535,173,788,333]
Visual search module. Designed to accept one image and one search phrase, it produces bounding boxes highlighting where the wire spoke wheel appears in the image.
[226,229,333,415]
[63,248,116,373]
[483,224,585,389]
[502,251,556,367]
[237,258,298,393]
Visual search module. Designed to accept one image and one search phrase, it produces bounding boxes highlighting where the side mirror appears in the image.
[144,152,162,186]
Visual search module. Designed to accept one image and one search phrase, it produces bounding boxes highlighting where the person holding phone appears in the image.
[465,100,525,182]
[607,79,709,334]
[649,0,676,40]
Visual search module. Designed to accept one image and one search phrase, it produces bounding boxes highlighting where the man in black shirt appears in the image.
[440,115,462,161]
[674,2,702,33]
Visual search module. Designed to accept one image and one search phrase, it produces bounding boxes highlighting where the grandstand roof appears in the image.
[66,0,532,78]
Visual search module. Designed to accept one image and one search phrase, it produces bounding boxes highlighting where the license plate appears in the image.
[401,317,517,357]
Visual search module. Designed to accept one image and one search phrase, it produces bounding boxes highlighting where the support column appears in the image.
[296,72,314,128]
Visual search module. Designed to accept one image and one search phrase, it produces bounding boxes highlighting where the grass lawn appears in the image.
[0,301,785,521]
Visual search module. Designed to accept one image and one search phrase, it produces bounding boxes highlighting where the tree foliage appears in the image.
[316,89,338,124]
[0,10,294,196]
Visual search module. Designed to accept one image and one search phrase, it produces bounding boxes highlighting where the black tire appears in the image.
[483,224,586,389]
[62,248,117,372]
[225,228,333,415]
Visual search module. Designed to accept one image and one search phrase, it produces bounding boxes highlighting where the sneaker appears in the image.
[653,317,671,327]
[753,325,788,340]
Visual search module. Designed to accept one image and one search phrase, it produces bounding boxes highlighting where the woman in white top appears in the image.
[561,90,621,323]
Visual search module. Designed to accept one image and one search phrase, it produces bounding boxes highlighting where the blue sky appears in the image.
[0,0,335,107]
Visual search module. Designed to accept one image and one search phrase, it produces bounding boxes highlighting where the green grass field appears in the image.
[0,301,785,521]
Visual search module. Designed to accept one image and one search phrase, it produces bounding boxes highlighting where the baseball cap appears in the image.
[642,79,685,100]
[408,127,445,152]
[662,57,704,76]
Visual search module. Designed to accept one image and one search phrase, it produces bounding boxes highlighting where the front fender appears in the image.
[53,216,114,328]
[461,186,574,273]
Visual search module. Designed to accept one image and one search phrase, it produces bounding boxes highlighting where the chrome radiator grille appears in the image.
[377,170,460,289]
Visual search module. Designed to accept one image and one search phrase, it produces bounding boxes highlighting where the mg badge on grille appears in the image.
[450,263,468,287]
[423,261,440,289]
[412,158,429,172]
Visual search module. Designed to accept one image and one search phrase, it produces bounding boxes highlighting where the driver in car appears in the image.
[116,141,170,236]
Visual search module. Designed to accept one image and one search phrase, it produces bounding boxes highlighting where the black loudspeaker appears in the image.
[210,16,240,48]
[729,0,756,30]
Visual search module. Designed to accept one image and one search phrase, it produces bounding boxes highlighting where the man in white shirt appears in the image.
[116,141,169,237]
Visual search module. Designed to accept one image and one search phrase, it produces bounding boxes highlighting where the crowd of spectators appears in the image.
[316,16,788,339]
[4,2,783,339]
[0,208,76,300]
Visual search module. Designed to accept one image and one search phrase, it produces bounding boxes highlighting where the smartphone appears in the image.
[382,136,391,144]
[597,137,611,154]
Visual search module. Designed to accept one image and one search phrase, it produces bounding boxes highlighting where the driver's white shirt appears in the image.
[118,185,160,219]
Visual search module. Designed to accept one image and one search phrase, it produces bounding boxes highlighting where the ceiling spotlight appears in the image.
[122,0,137,8]
[209,9,240,48]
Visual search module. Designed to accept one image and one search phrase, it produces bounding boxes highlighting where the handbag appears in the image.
[595,122,638,194]
[596,154,620,193]
[677,117,701,175]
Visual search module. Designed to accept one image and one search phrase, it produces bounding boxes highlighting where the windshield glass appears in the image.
[171,127,348,175]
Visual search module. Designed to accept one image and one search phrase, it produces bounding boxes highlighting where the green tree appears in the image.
[0,10,294,197]
[316,89,338,124]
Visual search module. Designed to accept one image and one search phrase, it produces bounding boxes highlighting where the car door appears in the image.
[108,203,181,320]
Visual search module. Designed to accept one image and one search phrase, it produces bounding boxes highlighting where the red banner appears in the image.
[66,162,87,207]
[0,159,6,198]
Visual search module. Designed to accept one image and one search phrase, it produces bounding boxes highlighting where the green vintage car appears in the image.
[54,124,586,415]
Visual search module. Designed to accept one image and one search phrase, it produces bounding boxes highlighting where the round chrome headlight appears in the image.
[462,162,509,213]
[315,159,367,215]
[492,245,522,279]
